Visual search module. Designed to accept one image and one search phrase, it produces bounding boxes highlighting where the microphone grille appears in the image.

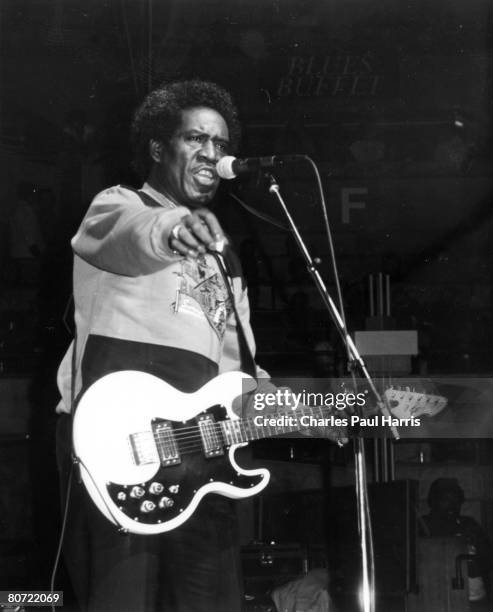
[216,156,236,180]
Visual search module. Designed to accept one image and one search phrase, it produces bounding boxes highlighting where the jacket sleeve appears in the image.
[71,186,189,276]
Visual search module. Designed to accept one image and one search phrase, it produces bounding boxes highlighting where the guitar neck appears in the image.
[221,406,328,445]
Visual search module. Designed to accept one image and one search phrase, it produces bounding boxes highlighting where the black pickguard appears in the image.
[106,409,264,526]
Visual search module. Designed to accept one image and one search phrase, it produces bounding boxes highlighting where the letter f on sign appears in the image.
[341,187,367,224]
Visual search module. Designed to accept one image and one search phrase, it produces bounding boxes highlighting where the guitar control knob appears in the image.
[130,486,145,499]
[159,496,175,509]
[168,485,179,494]
[117,491,127,501]
[149,482,164,495]
[140,500,156,513]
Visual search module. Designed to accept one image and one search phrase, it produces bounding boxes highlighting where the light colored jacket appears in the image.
[56,183,268,413]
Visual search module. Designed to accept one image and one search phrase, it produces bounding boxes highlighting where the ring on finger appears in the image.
[171,223,184,242]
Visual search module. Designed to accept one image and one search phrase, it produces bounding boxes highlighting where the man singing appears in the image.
[56,79,267,612]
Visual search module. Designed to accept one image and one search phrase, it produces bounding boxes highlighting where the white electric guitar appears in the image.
[72,371,446,535]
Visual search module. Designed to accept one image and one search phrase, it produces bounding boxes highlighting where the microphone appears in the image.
[216,155,304,180]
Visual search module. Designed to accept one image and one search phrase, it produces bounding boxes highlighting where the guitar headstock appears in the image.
[384,387,447,419]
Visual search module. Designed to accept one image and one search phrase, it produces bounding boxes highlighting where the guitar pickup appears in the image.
[152,420,181,465]
[198,414,224,458]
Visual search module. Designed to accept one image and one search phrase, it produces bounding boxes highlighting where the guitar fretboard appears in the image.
[220,405,331,445]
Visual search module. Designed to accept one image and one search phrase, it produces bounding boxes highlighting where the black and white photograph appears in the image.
[1,1,493,611]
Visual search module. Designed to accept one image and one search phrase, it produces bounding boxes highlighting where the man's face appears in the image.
[154,107,230,208]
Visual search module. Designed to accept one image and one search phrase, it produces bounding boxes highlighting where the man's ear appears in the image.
[149,139,164,163]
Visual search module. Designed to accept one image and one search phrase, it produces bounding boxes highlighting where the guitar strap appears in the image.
[210,250,257,379]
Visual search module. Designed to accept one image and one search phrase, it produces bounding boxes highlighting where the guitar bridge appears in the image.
[129,431,159,465]
[198,414,224,458]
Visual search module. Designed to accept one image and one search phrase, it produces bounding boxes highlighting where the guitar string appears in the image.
[143,406,343,454]
[160,420,302,441]
[151,421,308,447]
[146,427,343,459]
[149,391,424,444]
[122,391,422,455]
[160,388,432,439]
[154,399,356,435]
[131,400,368,462]
[132,414,345,460]
[137,429,305,458]
[160,420,298,440]
[151,416,294,437]
[151,404,337,438]
[118,394,425,466]
[136,421,303,457]
[163,427,296,448]
[146,418,334,456]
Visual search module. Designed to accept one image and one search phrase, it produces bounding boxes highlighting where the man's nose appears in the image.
[199,139,218,161]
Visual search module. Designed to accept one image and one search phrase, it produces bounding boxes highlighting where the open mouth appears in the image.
[194,167,217,187]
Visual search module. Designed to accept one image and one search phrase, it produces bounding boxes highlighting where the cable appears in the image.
[228,192,290,232]
[304,156,348,330]
[230,159,347,331]
[73,455,128,531]
[49,464,73,612]
[49,312,78,610]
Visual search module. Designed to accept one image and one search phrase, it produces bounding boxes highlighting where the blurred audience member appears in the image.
[420,478,493,604]
[312,334,344,378]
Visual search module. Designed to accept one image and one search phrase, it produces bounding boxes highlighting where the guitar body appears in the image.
[72,370,269,535]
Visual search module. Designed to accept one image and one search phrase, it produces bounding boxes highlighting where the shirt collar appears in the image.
[141,182,178,209]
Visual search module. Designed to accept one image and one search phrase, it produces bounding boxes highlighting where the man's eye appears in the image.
[216,142,228,153]
[190,134,205,143]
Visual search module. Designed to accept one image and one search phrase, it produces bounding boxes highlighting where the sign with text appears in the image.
[275,52,395,100]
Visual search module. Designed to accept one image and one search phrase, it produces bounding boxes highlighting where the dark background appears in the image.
[1,0,493,608]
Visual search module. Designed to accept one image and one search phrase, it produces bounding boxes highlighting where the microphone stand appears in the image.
[266,173,398,612]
